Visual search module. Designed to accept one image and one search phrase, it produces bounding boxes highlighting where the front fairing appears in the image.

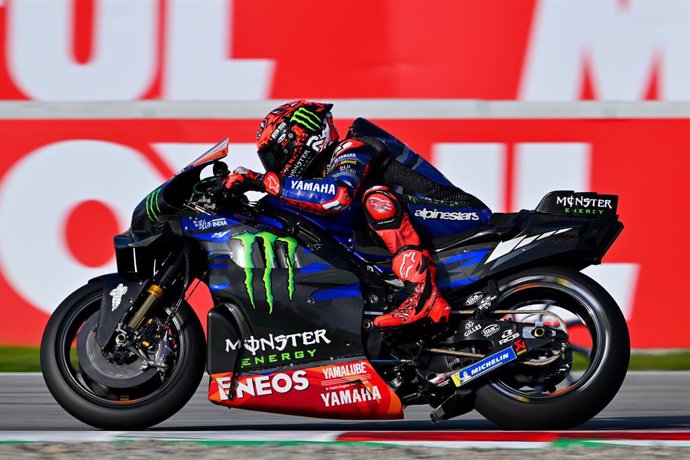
[130,139,230,237]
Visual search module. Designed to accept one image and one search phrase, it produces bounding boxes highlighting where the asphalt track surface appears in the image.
[1,372,688,432]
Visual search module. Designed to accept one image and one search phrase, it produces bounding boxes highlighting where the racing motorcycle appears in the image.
[41,119,629,430]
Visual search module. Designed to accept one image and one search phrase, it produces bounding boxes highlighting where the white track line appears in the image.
[3,430,690,449]
[0,431,340,444]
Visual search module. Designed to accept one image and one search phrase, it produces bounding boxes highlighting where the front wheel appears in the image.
[474,266,630,430]
[41,280,205,430]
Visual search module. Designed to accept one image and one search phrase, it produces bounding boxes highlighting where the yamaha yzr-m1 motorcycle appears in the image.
[41,122,629,430]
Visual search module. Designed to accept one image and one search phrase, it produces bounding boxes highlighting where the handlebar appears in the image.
[192,175,250,209]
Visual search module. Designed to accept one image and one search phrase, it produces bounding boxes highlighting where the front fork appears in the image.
[127,251,186,330]
[109,251,187,369]
[109,250,186,352]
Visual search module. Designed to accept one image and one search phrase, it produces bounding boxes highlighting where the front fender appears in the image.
[90,273,149,348]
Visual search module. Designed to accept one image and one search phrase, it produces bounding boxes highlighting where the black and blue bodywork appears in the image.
[94,136,621,397]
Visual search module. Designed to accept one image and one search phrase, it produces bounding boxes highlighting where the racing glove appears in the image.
[222,168,283,196]
[223,167,265,192]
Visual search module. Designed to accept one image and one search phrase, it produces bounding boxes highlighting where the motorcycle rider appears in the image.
[224,100,491,327]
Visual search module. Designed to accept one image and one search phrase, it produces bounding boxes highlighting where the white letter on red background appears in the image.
[0,141,162,314]
[0,140,261,315]
[8,0,157,100]
[164,0,274,100]
[520,0,690,100]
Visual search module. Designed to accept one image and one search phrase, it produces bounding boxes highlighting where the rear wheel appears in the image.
[474,266,629,430]
[41,280,205,430]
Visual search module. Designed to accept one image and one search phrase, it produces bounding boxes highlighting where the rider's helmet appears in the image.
[256,100,339,177]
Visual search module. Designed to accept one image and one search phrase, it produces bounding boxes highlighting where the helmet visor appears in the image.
[258,143,286,173]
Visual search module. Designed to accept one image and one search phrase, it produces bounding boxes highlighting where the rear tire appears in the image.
[41,280,206,430]
[474,266,629,430]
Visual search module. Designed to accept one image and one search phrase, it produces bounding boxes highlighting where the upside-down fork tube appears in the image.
[128,251,185,330]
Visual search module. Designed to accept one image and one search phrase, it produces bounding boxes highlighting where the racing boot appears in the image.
[362,185,451,327]
[373,248,451,327]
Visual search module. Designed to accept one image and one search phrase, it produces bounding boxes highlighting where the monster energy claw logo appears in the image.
[146,188,162,222]
[232,231,298,314]
[290,107,321,131]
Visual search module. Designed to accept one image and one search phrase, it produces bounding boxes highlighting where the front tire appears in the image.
[41,280,205,430]
[474,266,630,430]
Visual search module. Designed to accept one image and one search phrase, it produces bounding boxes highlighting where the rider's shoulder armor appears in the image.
[326,138,379,175]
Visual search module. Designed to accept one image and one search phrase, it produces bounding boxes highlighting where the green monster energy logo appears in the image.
[232,231,298,314]
[146,188,162,222]
[290,107,321,131]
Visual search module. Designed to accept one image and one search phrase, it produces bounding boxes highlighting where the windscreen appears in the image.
[177,138,229,175]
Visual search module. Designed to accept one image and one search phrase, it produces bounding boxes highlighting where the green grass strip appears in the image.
[0,347,42,372]
[624,352,690,371]
[2,346,690,373]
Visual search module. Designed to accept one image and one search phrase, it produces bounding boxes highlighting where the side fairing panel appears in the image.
[435,247,490,291]
[182,215,365,372]
[209,359,403,420]
[434,230,581,293]
[434,213,616,292]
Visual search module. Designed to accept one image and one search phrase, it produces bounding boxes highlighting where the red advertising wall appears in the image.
[0,0,687,101]
[0,116,688,348]
[0,1,687,349]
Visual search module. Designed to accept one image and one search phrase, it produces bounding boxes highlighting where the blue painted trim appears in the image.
[312,282,361,301]
[210,282,231,291]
